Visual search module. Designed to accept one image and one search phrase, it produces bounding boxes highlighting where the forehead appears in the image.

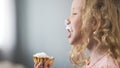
[71,0,83,11]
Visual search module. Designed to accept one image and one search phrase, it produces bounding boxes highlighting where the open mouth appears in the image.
[65,20,73,38]
[66,24,72,33]
[66,24,73,38]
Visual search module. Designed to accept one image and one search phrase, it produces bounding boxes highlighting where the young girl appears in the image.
[65,0,120,68]
[34,0,120,68]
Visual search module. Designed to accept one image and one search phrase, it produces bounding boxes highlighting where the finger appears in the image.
[44,61,51,68]
[36,62,43,68]
[34,62,38,68]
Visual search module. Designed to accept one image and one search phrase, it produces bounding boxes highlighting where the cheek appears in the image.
[74,21,82,32]
[73,20,82,31]
[73,22,82,39]
[71,27,83,45]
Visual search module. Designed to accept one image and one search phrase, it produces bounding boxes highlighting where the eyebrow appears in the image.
[72,8,81,12]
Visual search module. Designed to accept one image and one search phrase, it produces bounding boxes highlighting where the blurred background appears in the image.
[0,0,73,68]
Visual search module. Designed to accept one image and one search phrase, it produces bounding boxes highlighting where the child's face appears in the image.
[66,0,84,45]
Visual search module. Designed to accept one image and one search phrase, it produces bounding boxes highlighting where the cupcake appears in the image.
[33,52,54,65]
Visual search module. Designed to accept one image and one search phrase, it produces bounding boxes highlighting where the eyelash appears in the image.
[72,13,77,15]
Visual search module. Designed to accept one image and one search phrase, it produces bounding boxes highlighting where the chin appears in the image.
[68,38,73,45]
[68,36,82,46]
[68,40,73,45]
[68,38,77,46]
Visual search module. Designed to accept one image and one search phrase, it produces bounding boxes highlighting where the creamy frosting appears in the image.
[33,52,53,58]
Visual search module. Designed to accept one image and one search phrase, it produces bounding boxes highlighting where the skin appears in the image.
[34,60,51,68]
[66,0,83,46]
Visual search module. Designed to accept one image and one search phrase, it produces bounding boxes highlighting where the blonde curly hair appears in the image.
[70,0,120,68]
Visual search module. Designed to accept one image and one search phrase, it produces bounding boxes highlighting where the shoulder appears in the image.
[85,53,119,68]
[99,54,119,68]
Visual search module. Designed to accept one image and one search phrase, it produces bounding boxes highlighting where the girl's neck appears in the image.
[89,49,107,61]
[87,45,109,66]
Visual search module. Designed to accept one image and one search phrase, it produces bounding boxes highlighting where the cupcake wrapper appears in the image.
[33,56,54,64]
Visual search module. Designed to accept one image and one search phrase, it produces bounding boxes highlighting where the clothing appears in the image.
[85,53,119,68]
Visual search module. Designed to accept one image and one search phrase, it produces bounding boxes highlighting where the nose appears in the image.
[65,18,70,25]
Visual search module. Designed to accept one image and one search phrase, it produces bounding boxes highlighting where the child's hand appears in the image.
[34,60,52,68]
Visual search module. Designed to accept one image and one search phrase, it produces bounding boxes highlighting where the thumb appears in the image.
[44,60,51,68]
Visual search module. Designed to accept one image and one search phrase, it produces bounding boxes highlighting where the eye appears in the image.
[72,13,77,15]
